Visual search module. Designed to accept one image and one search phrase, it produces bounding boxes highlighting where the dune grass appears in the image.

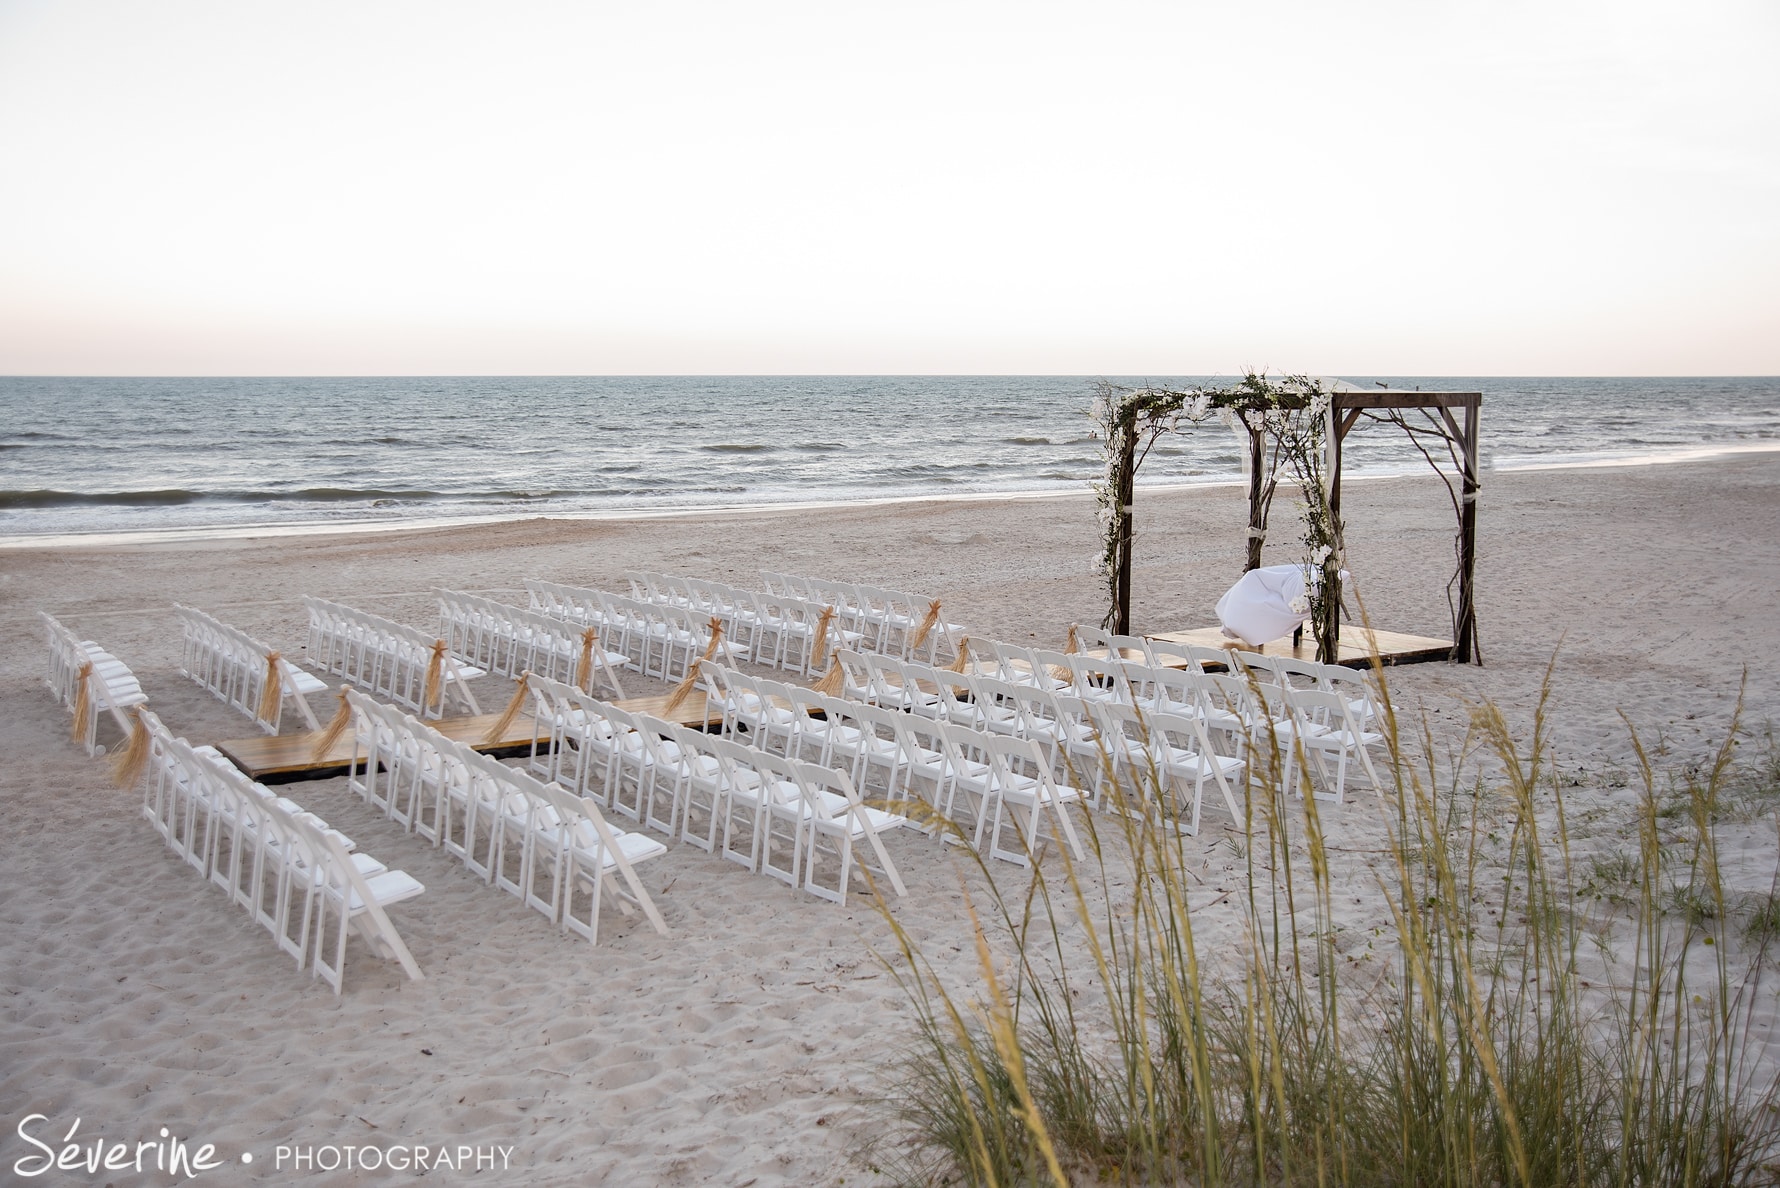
[870,667,1780,1186]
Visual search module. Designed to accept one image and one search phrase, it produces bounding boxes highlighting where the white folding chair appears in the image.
[790,758,908,906]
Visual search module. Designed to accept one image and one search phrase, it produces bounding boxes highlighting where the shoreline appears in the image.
[6,438,1780,552]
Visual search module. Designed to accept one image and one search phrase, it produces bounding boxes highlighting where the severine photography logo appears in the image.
[12,1114,517,1178]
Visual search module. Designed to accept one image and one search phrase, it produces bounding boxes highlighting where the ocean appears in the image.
[2,375,1776,542]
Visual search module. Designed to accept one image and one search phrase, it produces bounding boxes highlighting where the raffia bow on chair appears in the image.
[256,651,285,725]
[946,636,971,673]
[1050,625,1082,683]
[71,660,93,745]
[909,599,942,650]
[811,658,846,696]
[577,627,602,694]
[809,605,838,674]
[423,639,448,711]
[109,704,152,789]
[662,617,726,715]
[311,688,352,760]
[483,672,531,745]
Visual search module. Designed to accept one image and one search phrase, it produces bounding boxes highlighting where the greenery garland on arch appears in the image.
[1088,372,1346,662]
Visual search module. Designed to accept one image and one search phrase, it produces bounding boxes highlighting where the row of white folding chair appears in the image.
[39,610,149,756]
[1070,623,1387,737]
[1004,650,1258,752]
[141,708,304,882]
[1087,658,1384,805]
[700,663,1081,868]
[173,603,327,734]
[1070,624,1231,675]
[1224,649,1385,729]
[623,570,738,619]
[757,572,874,646]
[846,650,1071,726]
[534,580,772,683]
[641,701,908,906]
[136,709,425,993]
[760,572,964,663]
[900,716,1086,867]
[847,637,1118,717]
[963,669,1248,834]
[1110,651,1387,804]
[519,675,719,841]
[844,652,972,719]
[1025,657,1300,799]
[825,647,1247,835]
[1071,623,1160,664]
[814,638,1368,820]
[635,567,969,675]
[344,689,669,944]
[972,639,1082,692]
[699,667,906,794]
[138,709,375,913]
[524,672,907,905]
[607,594,734,680]
[687,590,861,677]
[522,577,607,627]
[526,669,904,901]
[301,596,485,718]
[962,635,1151,707]
[623,570,864,677]
[435,589,628,698]
[521,579,734,681]
[624,571,750,658]
[738,591,867,676]
[1230,677,1385,803]
[521,580,645,670]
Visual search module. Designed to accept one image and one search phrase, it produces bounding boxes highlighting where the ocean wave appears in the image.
[699,443,775,454]
[0,487,448,509]
[466,489,591,502]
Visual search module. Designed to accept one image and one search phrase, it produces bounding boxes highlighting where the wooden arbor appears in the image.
[1100,382,1482,664]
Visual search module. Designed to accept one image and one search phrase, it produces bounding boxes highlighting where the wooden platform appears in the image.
[1147,624,1455,669]
[215,690,720,784]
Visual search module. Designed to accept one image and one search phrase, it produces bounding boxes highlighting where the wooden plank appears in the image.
[216,690,720,783]
[613,690,722,726]
[1146,624,1454,669]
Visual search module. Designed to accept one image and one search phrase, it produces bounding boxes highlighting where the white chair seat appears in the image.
[289,670,330,695]
[342,869,426,914]
[569,824,668,869]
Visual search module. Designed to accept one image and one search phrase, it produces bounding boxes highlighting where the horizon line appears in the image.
[4,372,1779,381]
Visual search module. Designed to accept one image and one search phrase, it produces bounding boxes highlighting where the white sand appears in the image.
[3,455,1777,1183]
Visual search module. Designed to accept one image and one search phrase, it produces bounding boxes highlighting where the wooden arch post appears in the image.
[1111,413,1139,636]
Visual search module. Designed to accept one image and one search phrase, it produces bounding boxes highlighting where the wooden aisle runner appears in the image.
[216,691,719,783]
[1144,624,1454,669]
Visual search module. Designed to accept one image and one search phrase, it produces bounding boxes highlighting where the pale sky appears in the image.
[0,0,1775,376]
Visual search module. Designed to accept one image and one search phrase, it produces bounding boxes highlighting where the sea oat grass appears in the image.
[873,663,1780,1186]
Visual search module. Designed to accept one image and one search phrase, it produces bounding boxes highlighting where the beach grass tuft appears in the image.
[870,665,1780,1186]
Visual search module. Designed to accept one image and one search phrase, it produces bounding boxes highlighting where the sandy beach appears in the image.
[4,453,1779,1184]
